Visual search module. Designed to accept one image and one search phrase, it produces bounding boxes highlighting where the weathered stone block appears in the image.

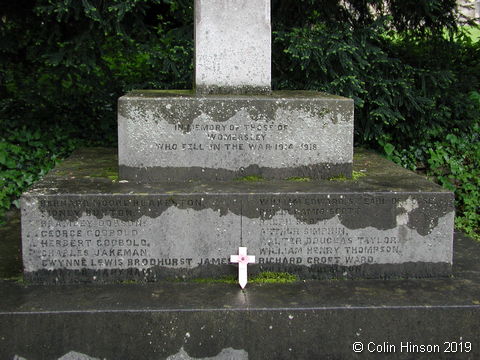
[3,215,479,359]
[194,0,271,94]
[21,148,454,283]
[118,91,354,182]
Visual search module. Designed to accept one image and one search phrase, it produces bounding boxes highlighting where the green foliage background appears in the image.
[0,0,479,237]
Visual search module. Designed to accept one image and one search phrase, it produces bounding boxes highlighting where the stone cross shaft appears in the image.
[230,247,255,289]
[194,0,271,94]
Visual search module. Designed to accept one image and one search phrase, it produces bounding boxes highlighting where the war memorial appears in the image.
[0,1,478,358]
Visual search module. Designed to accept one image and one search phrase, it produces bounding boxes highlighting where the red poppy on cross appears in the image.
[230,247,255,289]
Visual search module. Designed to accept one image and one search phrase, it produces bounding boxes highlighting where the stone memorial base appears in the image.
[118,90,353,181]
[1,230,479,359]
[21,148,454,283]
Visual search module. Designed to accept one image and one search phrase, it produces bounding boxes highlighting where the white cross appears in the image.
[230,247,255,289]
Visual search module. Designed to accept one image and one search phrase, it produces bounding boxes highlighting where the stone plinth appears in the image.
[118,91,354,182]
[4,209,479,359]
[195,0,271,94]
[21,148,454,283]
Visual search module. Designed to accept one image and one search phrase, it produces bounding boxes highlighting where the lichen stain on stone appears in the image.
[396,197,419,226]
[35,189,450,238]
[404,195,454,236]
[119,93,346,135]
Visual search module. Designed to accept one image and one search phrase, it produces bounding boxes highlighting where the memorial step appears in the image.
[1,233,479,359]
[21,148,454,283]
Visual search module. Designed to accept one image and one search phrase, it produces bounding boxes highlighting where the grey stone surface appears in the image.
[13,352,100,360]
[58,352,100,360]
[167,347,248,360]
[118,91,354,181]
[194,0,271,94]
[1,232,479,359]
[21,148,454,282]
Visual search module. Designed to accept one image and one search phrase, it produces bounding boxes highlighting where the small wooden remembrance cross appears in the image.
[230,247,255,289]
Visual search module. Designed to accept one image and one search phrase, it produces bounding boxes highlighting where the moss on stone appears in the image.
[329,170,366,181]
[188,272,298,284]
[250,271,298,283]
[86,167,119,181]
[352,170,367,180]
[192,275,237,284]
[119,279,138,284]
[2,275,25,283]
[234,175,265,182]
[286,177,312,182]
[329,175,349,181]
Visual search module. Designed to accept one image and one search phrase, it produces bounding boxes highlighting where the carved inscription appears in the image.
[153,122,318,153]
[23,194,447,272]
[258,219,400,266]
[26,197,206,271]
[254,196,400,266]
[35,220,148,268]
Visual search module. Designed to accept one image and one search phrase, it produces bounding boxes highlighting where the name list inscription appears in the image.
[26,194,431,271]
